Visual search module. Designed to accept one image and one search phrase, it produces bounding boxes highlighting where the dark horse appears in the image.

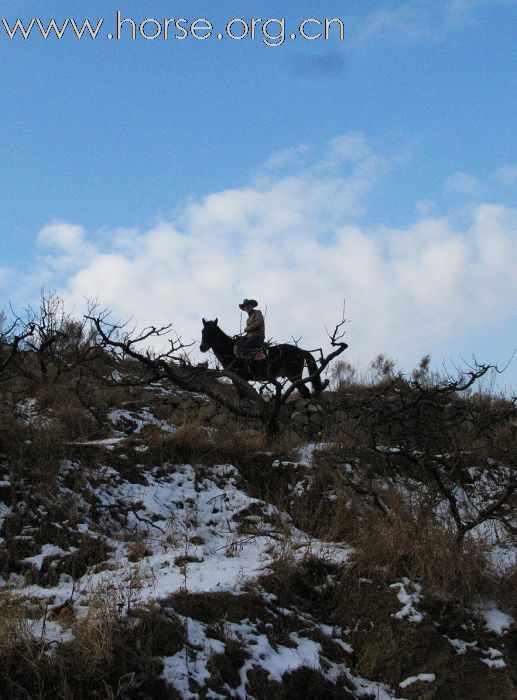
[199,319,327,398]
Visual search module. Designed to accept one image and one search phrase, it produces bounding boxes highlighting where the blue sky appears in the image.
[1,1,516,386]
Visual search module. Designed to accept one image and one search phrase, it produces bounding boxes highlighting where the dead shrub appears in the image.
[494,557,517,621]
[69,587,120,672]
[0,596,58,698]
[287,458,360,541]
[34,382,98,442]
[126,538,153,562]
[342,489,494,607]
[0,406,29,461]
[58,592,182,697]
[44,534,111,585]
[0,596,34,663]
[5,417,69,496]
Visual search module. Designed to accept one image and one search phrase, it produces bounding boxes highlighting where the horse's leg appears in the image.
[232,360,256,400]
[298,354,312,398]
[290,370,311,398]
[300,380,312,399]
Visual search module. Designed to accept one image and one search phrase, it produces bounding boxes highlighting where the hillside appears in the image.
[0,312,515,699]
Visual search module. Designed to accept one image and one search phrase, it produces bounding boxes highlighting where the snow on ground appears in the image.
[399,673,436,689]
[108,407,176,434]
[1,449,350,621]
[480,647,507,669]
[161,612,398,700]
[1,402,515,698]
[161,616,226,699]
[67,437,126,449]
[28,617,75,645]
[476,602,514,636]
[0,449,364,698]
[23,544,70,571]
[16,398,39,424]
[5,463,274,604]
[0,411,379,698]
[390,579,424,623]
[296,442,328,467]
[444,636,479,655]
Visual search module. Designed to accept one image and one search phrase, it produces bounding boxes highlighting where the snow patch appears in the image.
[399,673,436,689]
[444,636,478,655]
[296,442,328,467]
[68,437,125,449]
[108,408,176,434]
[477,603,514,635]
[390,579,424,623]
[480,647,506,669]
[23,544,68,571]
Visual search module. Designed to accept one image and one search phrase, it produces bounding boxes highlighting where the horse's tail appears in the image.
[304,351,329,395]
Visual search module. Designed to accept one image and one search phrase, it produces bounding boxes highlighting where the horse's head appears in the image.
[199,318,219,353]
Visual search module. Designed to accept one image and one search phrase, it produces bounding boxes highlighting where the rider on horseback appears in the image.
[238,298,265,356]
[200,316,333,398]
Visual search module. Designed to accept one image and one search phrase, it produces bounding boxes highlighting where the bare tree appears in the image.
[87,311,349,435]
[328,359,516,540]
[0,313,35,381]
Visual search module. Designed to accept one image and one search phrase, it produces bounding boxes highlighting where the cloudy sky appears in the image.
[1,1,516,385]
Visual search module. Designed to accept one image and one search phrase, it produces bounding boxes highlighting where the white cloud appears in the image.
[262,144,311,171]
[29,136,516,374]
[351,4,434,47]
[445,171,483,196]
[416,199,434,216]
[493,165,517,186]
[350,0,517,48]
[37,222,97,273]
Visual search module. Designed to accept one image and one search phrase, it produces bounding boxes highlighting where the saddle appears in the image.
[234,339,267,362]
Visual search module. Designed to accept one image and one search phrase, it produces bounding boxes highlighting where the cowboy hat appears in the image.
[239,298,258,310]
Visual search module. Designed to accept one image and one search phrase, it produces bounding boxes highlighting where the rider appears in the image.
[239,298,265,354]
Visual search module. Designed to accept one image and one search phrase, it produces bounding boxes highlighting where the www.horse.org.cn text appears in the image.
[1,14,346,47]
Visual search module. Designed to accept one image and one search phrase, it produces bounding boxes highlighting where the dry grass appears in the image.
[246,666,353,699]
[146,419,300,469]
[33,382,99,442]
[126,538,153,563]
[0,596,34,662]
[0,589,183,699]
[0,596,58,699]
[251,451,507,625]
[341,490,495,606]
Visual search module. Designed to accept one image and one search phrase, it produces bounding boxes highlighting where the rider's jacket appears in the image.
[245,310,265,337]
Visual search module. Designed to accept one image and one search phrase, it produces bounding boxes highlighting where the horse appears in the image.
[199,318,327,399]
